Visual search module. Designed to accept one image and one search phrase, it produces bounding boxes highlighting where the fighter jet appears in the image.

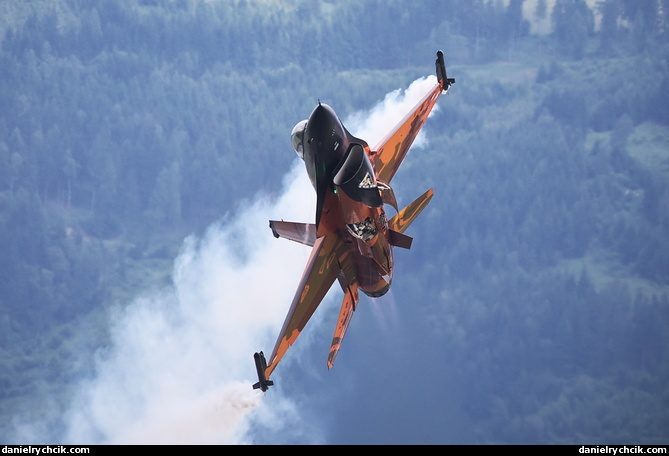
[253,51,454,392]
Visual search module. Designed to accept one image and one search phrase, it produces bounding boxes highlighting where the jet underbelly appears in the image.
[350,234,393,298]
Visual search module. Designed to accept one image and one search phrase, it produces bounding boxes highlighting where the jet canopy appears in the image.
[291,119,308,159]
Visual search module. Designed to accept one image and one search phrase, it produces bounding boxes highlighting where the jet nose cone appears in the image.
[305,103,337,146]
[307,102,335,127]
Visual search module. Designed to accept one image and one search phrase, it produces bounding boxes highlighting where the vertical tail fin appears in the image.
[327,283,359,369]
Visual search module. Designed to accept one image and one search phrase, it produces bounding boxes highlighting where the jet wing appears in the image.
[371,81,444,184]
[372,51,454,184]
[264,233,345,379]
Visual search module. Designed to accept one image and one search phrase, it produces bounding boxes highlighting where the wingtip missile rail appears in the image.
[252,351,273,392]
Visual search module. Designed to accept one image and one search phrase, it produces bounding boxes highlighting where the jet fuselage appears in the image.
[254,51,452,390]
[297,102,393,298]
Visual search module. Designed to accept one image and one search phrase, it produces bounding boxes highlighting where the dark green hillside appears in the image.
[1,0,667,444]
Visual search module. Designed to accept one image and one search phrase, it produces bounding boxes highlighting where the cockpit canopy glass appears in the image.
[291,120,308,159]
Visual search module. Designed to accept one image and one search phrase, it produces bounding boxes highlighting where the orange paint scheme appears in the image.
[253,51,454,392]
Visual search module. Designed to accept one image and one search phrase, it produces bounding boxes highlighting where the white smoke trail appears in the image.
[54,75,436,445]
[345,75,439,147]
[63,161,317,445]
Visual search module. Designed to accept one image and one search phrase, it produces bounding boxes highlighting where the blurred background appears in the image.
[0,0,667,444]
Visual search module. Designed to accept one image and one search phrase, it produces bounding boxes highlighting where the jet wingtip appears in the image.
[435,50,455,91]
[253,351,274,392]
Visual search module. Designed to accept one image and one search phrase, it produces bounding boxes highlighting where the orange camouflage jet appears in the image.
[253,51,455,392]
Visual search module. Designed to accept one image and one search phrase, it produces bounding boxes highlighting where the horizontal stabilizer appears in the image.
[388,188,434,234]
[269,220,317,247]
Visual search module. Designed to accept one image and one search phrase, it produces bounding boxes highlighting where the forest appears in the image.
[0,0,668,445]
